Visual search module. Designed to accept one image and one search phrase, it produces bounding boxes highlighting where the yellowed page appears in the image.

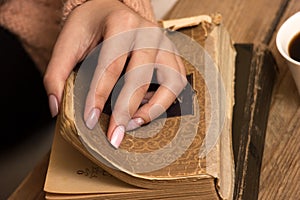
[44,130,143,194]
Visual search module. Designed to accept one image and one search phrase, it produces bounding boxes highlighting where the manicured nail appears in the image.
[85,108,101,130]
[49,94,58,117]
[110,125,125,149]
[126,118,144,131]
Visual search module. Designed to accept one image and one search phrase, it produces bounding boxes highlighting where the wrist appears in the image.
[63,0,89,21]
[121,0,156,23]
[63,0,156,23]
[63,0,122,21]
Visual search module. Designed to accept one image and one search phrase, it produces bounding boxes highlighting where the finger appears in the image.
[84,52,129,130]
[174,53,186,76]
[128,52,187,129]
[156,32,187,76]
[107,49,158,148]
[106,27,163,148]
[83,20,143,130]
[43,20,88,117]
[132,85,177,123]
[156,51,187,96]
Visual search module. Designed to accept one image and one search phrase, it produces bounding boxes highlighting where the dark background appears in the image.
[0,26,55,199]
[0,26,52,150]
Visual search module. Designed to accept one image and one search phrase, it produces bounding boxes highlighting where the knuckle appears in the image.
[164,77,187,96]
[112,106,131,124]
[180,76,188,88]
[114,108,131,118]
[129,83,150,96]
[135,49,153,57]
[105,65,121,78]
[108,10,140,29]
[175,77,188,91]
[43,73,50,87]
[93,92,108,109]
[161,72,187,89]
[43,72,65,92]
[138,84,151,93]
[135,107,151,122]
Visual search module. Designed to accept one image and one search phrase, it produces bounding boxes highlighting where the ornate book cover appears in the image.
[44,13,236,200]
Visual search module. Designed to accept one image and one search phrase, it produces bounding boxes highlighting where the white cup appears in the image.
[276,11,300,94]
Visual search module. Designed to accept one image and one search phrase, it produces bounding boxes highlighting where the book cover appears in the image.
[44,13,236,200]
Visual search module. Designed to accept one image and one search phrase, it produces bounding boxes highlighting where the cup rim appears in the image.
[276,11,300,66]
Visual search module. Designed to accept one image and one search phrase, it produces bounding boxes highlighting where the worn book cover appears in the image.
[44,14,236,200]
[44,14,236,199]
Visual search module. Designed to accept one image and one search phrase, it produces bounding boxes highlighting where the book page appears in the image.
[44,129,143,194]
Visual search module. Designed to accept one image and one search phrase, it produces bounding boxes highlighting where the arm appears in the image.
[63,0,156,22]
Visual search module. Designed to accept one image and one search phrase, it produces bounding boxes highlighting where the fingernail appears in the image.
[126,118,144,131]
[49,94,58,117]
[85,108,101,130]
[110,125,125,149]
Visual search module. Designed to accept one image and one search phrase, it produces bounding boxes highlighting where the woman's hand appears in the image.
[43,0,187,148]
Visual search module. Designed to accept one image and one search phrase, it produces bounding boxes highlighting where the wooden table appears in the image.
[10,1,300,199]
[166,1,300,199]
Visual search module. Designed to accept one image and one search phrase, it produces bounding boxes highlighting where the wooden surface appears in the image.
[167,1,300,199]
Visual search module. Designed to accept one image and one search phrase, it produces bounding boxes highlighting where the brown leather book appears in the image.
[44,14,236,200]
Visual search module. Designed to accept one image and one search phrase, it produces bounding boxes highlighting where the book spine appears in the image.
[232,44,278,200]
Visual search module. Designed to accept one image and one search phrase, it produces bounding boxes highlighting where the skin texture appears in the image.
[43,0,187,148]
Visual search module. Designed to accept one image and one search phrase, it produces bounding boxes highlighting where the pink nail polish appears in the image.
[126,118,144,131]
[110,125,125,149]
[85,108,101,130]
[49,94,58,117]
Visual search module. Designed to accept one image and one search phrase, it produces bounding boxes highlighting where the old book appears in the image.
[44,13,236,200]
[232,43,277,200]
[8,43,277,200]
[7,18,277,200]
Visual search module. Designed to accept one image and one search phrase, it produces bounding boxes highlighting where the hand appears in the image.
[43,0,187,148]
